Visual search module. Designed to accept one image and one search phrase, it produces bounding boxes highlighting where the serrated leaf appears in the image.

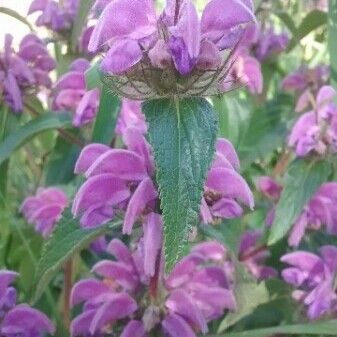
[143,98,218,272]
[212,320,337,337]
[33,209,122,303]
[329,0,337,89]
[0,113,72,166]
[92,86,121,144]
[70,0,93,52]
[288,10,327,51]
[268,159,331,245]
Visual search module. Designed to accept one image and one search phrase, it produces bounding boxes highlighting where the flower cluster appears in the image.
[52,58,99,127]
[28,0,79,33]
[258,176,337,247]
[282,246,337,319]
[72,124,253,231]
[0,270,54,337]
[20,187,68,238]
[281,64,330,113]
[88,0,256,99]
[288,85,337,157]
[0,34,55,113]
[71,238,236,337]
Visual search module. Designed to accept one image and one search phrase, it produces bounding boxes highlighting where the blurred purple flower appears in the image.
[281,246,337,319]
[255,28,289,61]
[288,85,337,157]
[71,238,236,337]
[0,34,55,113]
[28,0,79,33]
[20,187,68,238]
[0,270,54,337]
[52,58,99,127]
[239,230,277,280]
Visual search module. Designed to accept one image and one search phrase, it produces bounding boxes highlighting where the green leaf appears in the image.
[212,320,337,337]
[268,159,331,245]
[288,10,327,51]
[143,98,218,272]
[45,132,81,185]
[70,0,94,52]
[0,6,34,31]
[329,0,337,89]
[92,86,121,144]
[33,209,122,303]
[218,281,270,332]
[0,112,72,166]
[213,94,251,147]
[85,62,102,90]
[274,11,297,35]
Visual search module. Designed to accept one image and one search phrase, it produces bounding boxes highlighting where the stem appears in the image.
[63,258,73,330]
[239,245,268,262]
[24,103,84,147]
[272,149,292,177]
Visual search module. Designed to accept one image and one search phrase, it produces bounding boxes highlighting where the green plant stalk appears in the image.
[329,0,337,89]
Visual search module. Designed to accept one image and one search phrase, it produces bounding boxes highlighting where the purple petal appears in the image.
[92,260,138,290]
[74,143,110,174]
[0,271,18,299]
[88,0,156,52]
[191,241,226,261]
[206,167,254,209]
[71,309,96,336]
[70,279,110,306]
[73,89,99,127]
[4,72,23,112]
[72,174,130,218]
[121,320,145,337]
[281,251,323,272]
[2,304,54,335]
[123,178,158,234]
[106,239,134,264]
[197,39,221,70]
[162,314,197,337]
[70,58,91,72]
[89,294,137,334]
[143,213,163,277]
[101,39,143,74]
[166,289,208,333]
[55,71,85,91]
[85,149,148,181]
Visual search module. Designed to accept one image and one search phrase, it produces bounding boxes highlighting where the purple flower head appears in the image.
[73,132,253,230]
[254,28,289,61]
[20,187,68,238]
[201,138,254,223]
[28,0,79,33]
[71,237,236,337]
[288,85,337,157]
[239,230,277,280]
[88,0,257,99]
[0,34,55,113]
[52,58,99,127]
[281,246,337,319]
[0,270,54,337]
[257,176,282,201]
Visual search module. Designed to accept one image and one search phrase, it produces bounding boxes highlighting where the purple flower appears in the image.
[20,187,68,238]
[52,58,99,127]
[73,131,253,230]
[71,238,236,337]
[254,28,289,61]
[0,34,55,113]
[87,0,256,98]
[0,270,54,337]
[288,85,337,157]
[257,176,283,201]
[201,138,254,223]
[281,246,337,319]
[239,230,277,280]
[28,0,79,32]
